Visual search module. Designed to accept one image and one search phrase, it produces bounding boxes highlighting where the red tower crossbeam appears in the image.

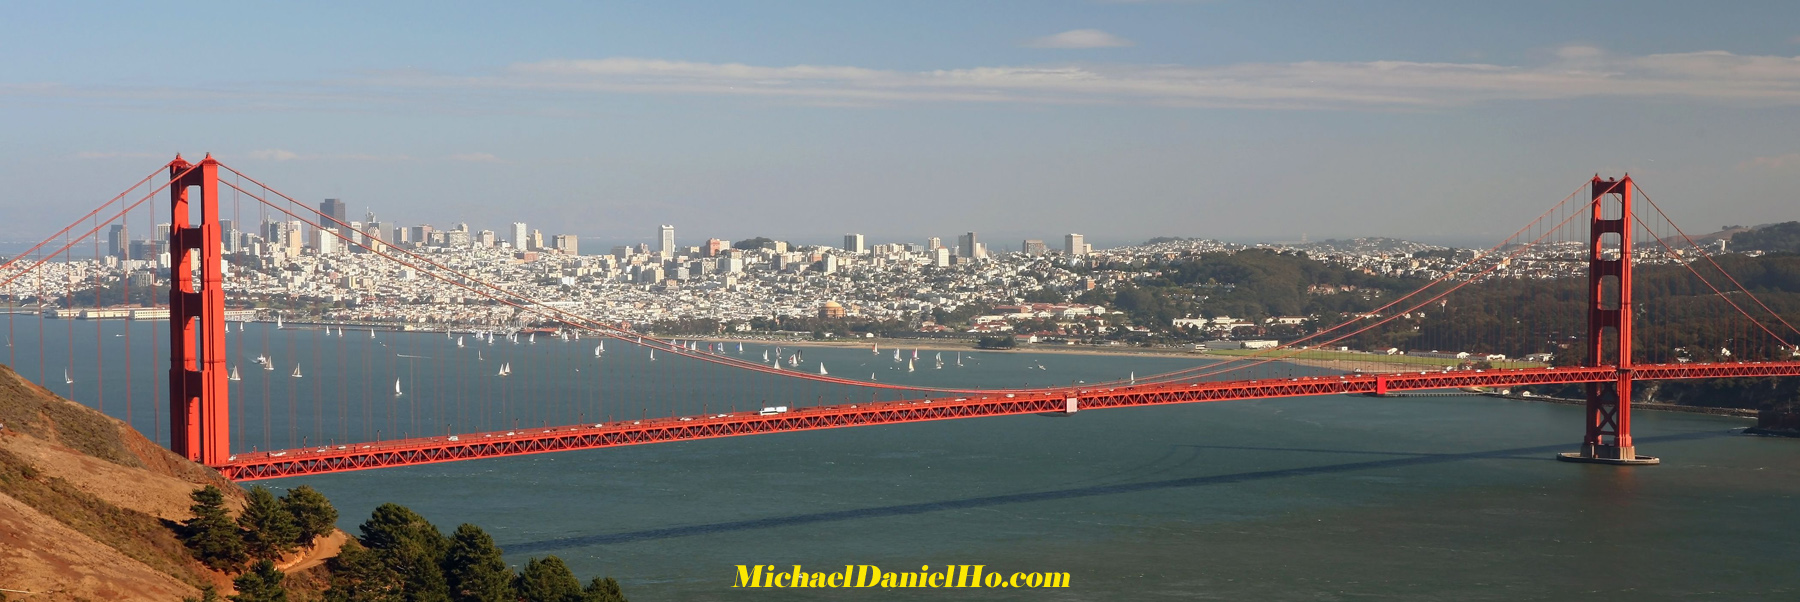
[217,361,1800,480]
[167,155,231,466]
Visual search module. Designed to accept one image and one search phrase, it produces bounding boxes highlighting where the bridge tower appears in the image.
[167,154,231,466]
[1560,175,1658,465]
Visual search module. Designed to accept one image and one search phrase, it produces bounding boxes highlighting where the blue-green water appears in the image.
[7,315,1800,600]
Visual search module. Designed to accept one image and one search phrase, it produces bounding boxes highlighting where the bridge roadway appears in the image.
[219,361,1800,480]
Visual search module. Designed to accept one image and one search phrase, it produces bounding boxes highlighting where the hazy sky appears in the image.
[5,1,1800,249]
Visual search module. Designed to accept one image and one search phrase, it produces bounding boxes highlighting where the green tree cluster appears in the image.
[1731,221,1800,253]
[326,503,627,602]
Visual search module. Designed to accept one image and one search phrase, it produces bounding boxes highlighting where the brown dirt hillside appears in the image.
[0,363,248,601]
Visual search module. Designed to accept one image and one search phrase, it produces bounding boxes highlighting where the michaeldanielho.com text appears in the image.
[734,565,1070,589]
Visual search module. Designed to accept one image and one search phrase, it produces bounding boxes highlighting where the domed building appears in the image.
[818,300,847,319]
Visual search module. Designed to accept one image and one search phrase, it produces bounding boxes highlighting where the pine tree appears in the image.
[443,524,514,602]
[583,577,627,602]
[231,560,289,602]
[281,485,339,547]
[359,503,451,602]
[181,485,247,570]
[240,486,301,562]
[322,539,402,602]
[514,556,584,602]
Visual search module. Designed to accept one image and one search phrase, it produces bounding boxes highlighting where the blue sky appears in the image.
[5,1,1800,248]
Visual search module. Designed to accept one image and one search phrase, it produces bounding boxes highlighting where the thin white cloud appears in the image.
[74,151,166,160]
[1738,152,1800,171]
[248,149,300,161]
[13,45,1800,112]
[1024,29,1135,49]
[244,149,411,162]
[448,152,505,163]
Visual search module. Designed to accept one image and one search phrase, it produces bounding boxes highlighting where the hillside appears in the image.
[0,363,298,601]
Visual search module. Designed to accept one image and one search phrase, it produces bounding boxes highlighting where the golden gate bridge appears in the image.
[3,155,1798,480]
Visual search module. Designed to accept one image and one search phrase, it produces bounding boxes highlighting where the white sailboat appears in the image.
[819,362,828,375]
[395,379,404,397]
[262,355,275,371]
[477,349,484,361]
[762,349,770,362]
[956,352,963,367]
[291,363,303,378]
[649,350,656,361]
[457,336,465,348]
[370,328,376,339]
[912,349,919,360]
[497,362,511,377]
[229,366,241,381]
[1129,372,1136,385]
[736,342,744,354]
[337,326,343,337]
[907,358,915,373]
[872,343,879,354]
[893,349,902,362]
[276,314,284,329]
[238,322,245,332]
[599,340,605,352]
[529,333,536,345]
[64,368,73,384]
[594,345,602,358]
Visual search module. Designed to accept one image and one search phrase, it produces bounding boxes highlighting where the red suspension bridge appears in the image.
[3,156,1798,480]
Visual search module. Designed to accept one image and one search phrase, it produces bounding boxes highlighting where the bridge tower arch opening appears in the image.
[1560,175,1659,465]
[167,154,231,466]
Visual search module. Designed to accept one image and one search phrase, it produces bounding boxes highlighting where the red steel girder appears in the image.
[218,361,1800,480]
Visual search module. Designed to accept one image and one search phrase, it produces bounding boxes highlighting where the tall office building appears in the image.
[552,234,579,255]
[108,224,129,259]
[658,225,676,256]
[511,222,529,250]
[957,232,979,258]
[926,237,942,250]
[530,229,545,252]
[318,199,347,235]
[1022,239,1047,255]
[220,220,239,253]
[1064,233,1087,257]
[319,198,346,222]
[843,233,865,254]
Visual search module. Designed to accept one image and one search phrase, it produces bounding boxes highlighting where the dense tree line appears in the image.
[1730,222,1800,253]
[180,484,339,602]
[178,485,626,602]
[325,503,626,602]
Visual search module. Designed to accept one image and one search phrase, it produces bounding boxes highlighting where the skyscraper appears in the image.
[659,225,676,257]
[927,237,942,250]
[511,222,528,249]
[843,233,865,254]
[107,224,129,259]
[1065,233,1087,256]
[957,232,979,258]
[552,234,579,255]
[1022,239,1047,255]
[319,198,346,222]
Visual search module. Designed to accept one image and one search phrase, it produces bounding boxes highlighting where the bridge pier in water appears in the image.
[1559,175,1658,465]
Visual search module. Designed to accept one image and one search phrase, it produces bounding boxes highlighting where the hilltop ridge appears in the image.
[0,363,247,600]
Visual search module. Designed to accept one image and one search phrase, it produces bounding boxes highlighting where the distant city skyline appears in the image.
[6,2,1800,247]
